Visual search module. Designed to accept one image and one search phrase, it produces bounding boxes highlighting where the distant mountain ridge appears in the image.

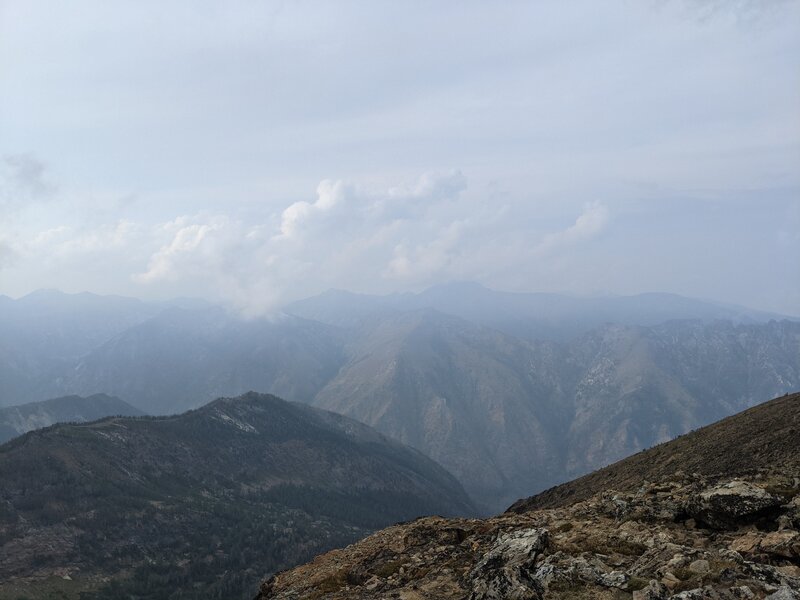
[286,282,791,340]
[64,307,345,415]
[311,315,800,510]
[0,391,474,599]
[0,290,161,405]
[0,393,143,444]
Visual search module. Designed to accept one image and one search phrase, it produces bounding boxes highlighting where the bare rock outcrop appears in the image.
[688,481,784,530]
[256,473,800,600]
[468,528,549,600]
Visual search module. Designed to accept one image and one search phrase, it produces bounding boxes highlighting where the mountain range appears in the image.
[0,392,473,599]
[2,284,798,511]
[286,282,785,340]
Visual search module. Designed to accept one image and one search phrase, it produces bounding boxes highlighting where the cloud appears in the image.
[4,164,794,315]
[28,221,139,257]
[122,171,614,315]
[0,154,56,211]
[135,217,231,283]
[0,241,16,270]
[276,170,468,242]
[1,1,797,313]
[385,220,465,282]
[534,202,610,256]
[132,172,472,313]
[667,0,794,24]
[277,179,355,240]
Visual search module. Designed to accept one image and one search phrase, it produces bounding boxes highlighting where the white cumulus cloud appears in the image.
[124,171,612,314]
[534,202,610,256]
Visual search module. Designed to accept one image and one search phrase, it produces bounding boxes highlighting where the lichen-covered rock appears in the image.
[468,528,549,600]
[688,481,783,529]
[599,570,629,588]
[632,580,668,600]
[731,532,763,555]
[766,586,800,600]
[758,531,800,559]
[690,559,711,574]
[784,497,800,529]
[671,585,762,600]
[731,530,800,560]
[255,476,800,600]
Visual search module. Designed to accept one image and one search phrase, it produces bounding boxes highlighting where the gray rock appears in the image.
[689,559,710,574]
[469,528,549,600]
[766,587,800,600]
[599,570,628,588]
[632,580,668,600]
[687,481,783,529]
[731,587,756,600]
[670,588,712,600]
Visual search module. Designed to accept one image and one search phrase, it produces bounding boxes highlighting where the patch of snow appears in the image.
[213,410,258,433]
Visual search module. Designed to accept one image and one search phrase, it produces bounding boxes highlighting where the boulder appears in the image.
[689,559,711,574]
[730,530,800,559]
[662,572,682,589]
[760,531,800,559]
[784,497,800,529]
[632,580,668,600]
[599,570,628,588]
[766,587,800,600]
[730,532,762,555]
[687,481,783,529]
[468,528,549,600]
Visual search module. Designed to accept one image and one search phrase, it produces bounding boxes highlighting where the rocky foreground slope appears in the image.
[256,392,800,600]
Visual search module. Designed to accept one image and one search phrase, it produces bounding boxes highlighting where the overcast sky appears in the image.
[1,0,798,315]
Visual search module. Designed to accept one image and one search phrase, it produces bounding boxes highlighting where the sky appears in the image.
[0,0,798,315]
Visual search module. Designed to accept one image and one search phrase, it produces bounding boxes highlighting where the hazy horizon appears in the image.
[2,1,799,316]
[3,281,799,320]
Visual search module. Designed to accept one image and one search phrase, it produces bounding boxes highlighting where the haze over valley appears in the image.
[3,284,798,513]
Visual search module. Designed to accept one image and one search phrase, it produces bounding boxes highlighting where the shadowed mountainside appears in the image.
[0,392,474,600]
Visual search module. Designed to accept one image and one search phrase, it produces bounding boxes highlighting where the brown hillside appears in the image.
[508,391,800,513]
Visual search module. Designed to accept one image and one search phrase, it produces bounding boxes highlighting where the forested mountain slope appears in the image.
[0,392,474,599]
